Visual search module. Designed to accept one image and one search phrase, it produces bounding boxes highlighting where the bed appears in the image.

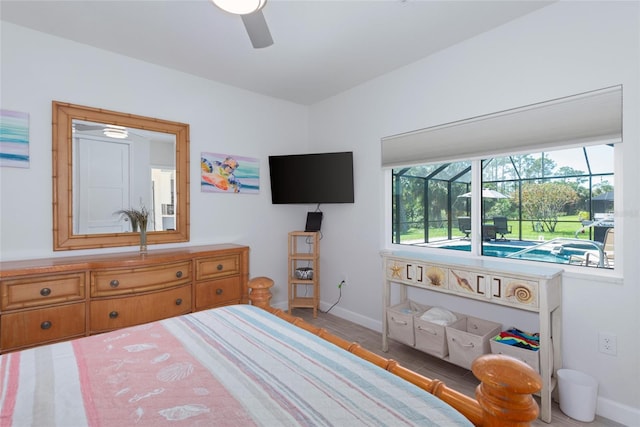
[0,301,541,426]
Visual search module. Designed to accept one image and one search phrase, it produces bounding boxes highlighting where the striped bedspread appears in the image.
[0,305,472,426]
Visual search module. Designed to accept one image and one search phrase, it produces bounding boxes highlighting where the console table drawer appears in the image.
[1,272,85,310]
[91,261,191,296]
[385,258,448,289]
[195,277,242,310]
[90,285,192,332]
[493,276,539,309]
[196,255,240,281]
[1,303,86,350]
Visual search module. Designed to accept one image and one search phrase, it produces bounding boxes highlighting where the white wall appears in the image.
[0,22,310,300]
[2,1,639,424]
[308,2,639,425]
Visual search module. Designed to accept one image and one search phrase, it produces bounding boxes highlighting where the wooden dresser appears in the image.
[0,244,249,353]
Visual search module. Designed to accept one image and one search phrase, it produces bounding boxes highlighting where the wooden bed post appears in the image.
[472,354,542,426]
[248,276,274,309]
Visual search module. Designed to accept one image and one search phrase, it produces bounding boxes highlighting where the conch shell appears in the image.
[450,270,474,293]
[506,282,535,304]
[426,266,445,287]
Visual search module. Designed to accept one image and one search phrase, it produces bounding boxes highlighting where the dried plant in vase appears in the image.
[115,206,149,252]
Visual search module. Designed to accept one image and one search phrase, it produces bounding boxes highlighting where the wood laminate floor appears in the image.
[292,308,624,427]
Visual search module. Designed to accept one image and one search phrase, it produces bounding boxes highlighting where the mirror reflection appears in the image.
[72,119,176,234]
[52,101,190,251]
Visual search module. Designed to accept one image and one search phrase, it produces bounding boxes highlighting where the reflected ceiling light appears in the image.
[103,125,129,139]
[211,0,266,15]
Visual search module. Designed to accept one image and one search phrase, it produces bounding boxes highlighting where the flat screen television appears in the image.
[268,151,354,204]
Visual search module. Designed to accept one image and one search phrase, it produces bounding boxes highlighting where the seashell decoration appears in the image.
[115,387,131,397]
[158,404,211,421]
[506,282,535,304]
[426,266,445,286]
[193,387,210,396]
[450,270,474,293]
[123,343,158,353]
[103,333,130,343]
[106,372,128,385]
[132,407,144,423]
[151,353,171,364]
[156,362,194,382]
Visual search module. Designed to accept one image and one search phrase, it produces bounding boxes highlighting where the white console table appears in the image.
[381,250,562,423]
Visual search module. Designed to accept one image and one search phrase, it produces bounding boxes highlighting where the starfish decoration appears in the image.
[390,264,403,279]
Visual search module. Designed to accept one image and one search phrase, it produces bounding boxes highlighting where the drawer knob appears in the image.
[109,311,119,319]
[110,280,120,288]
[175,298,183,306]
[40,321,52,330]
[176,270,183,278]
[40,287,52,297]
[216,264,223,271]
[216,288,223,295]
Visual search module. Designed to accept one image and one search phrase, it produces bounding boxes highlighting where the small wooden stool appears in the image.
[248,276,274,309]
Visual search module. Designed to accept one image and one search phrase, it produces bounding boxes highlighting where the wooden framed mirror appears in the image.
[52,101,190,251]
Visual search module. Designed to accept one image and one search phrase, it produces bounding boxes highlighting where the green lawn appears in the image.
[400,215,593,243]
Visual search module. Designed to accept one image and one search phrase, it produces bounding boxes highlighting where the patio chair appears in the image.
[569,228,614,268]
[493,216,512,240]
[458,216,471,239]
[595,228,615,267]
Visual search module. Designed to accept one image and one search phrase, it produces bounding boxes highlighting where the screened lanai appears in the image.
[391,144,615,268]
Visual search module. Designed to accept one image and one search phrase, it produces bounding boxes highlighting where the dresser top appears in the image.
[0,244,249,278]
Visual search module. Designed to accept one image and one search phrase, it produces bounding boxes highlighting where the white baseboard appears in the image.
[596,396,639,426]
[270,300,381,332]
[318,302,382,332]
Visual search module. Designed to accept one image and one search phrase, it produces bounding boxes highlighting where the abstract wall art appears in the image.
[201,152,260,194]
[0,109,30,168]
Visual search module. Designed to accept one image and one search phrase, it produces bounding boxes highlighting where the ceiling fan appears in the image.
[211,0,274,49]
[73,122,158,140]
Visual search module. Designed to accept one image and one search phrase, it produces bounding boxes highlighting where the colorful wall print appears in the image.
[0,110,30,168]
[201,152,260,194]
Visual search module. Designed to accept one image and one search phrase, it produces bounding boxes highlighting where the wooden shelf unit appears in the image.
[381,251,562,424]
[288,231,320,318]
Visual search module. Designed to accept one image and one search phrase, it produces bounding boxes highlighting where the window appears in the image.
[391,144,615,269]
[392,161,471,244]
[384,86,621,270]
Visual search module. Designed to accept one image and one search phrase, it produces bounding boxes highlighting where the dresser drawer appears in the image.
[90,285,192,332]
[1,272,85,311]
[91,261,191,297]
[195,277,241,310]
[1,303,86,351]
[196,254,240,281]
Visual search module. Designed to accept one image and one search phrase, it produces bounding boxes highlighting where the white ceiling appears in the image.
[1,0,553,105]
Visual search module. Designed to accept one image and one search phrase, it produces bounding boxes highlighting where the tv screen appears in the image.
[268,151,354,204]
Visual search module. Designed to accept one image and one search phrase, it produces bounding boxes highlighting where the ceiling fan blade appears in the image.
[241,10,273,49]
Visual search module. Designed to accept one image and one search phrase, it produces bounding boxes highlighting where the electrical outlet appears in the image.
[598,332,617,355]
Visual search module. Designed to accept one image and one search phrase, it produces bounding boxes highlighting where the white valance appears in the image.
[381,85,623,168]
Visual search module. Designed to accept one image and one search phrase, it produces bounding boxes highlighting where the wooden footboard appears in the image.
[249,277,542,427]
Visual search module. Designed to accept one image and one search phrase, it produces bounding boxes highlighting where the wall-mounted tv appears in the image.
[268,151,354,204]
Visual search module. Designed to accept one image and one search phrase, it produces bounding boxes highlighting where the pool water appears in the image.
[442,242,588,264]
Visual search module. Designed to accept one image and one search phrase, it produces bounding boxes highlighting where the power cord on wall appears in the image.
[322,280,345,314]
